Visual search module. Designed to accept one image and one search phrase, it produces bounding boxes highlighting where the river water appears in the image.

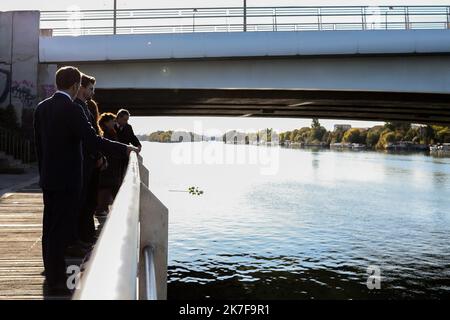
[141,141,450,299]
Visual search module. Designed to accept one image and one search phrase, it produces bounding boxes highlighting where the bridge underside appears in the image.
[94,88,450,125]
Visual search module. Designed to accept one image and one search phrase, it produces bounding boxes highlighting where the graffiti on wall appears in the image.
[0,69,11,104]
[40,84,56,98]
[11,80,37,108]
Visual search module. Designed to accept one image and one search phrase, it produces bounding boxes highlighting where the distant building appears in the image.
[334,124,351,131]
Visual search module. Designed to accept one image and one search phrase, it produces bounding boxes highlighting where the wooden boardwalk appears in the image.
[0,183,72,300]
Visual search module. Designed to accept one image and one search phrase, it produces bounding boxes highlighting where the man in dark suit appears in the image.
[33,66,139,293]
[114,109,142,193]
[74,74,101,245]
[115,109,142,151]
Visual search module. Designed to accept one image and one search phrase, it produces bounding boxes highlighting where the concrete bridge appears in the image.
[39,29,450,125]
[1,7,450,136]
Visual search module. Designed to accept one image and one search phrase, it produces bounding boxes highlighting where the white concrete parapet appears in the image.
[39,29,450,63]
[73,152,168,300]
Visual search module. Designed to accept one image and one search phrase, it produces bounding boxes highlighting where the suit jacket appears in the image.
[115,123,142,148]
[74,98,95,127]
[74,98,100,176]
[34,92,128,191]
[98,128,122,189]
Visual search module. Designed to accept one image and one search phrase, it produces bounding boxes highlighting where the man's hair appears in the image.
[117,108,130,118]
[55,66,81,90]
[81,73,96,88]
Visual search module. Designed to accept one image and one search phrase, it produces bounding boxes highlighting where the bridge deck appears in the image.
[0,184,70,300]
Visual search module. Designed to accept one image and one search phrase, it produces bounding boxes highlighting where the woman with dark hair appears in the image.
[96,112,122,217]
[86,99,101,135]
[81,99,105,238]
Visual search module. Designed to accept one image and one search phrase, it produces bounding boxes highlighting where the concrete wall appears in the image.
[0,11,40,138]
[0,12,13,111]
[38,63,57,100]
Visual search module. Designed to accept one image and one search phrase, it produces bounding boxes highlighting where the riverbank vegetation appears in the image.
[137,130,209,143]
[224,120,450,150]
[138,120,450,150]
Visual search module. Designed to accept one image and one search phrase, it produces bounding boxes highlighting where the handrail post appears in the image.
[192,8,197,33]
[318,7,322,31]
[447,7,450,29]
[243,0,247,32]
[361,6,366,30]
[7,130,9,154]
[272,8,275,31]
[385,8,388,30]
[7,131,9,155]
[20,141,23,163]
[385,6,394,30]
[405,6,409,30]
[138,182,168,300]
[275,7,278,31]
[113,0,117,35]
[10,135,13,158]
[13,135,17,159]
[4,130,8,154]
[143,246,157,300]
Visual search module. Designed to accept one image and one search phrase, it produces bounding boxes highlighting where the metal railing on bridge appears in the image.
[40,5,450,36]
[73,152,168,300]
[0,126,32,165]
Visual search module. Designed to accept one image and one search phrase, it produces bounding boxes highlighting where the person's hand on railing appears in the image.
[127,145,140,155]
[97,155,108,171]
[96,156,104,168]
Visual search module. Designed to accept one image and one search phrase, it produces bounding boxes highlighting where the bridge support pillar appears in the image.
[0,11,40,140]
